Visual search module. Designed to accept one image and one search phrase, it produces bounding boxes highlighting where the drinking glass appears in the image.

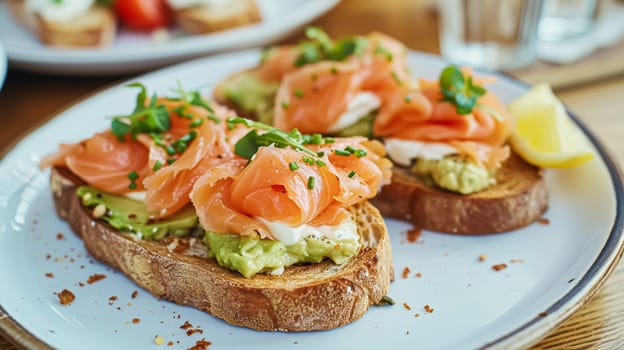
[538,0,599,41]
[438,0,544,71]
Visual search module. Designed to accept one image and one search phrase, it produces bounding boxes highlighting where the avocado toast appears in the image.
[41,83,394,331]
[214,28,548,234]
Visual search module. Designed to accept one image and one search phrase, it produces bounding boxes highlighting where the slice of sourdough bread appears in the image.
[9,0,116,48]
[372,152,548,234]
[50,166,394,331]
[173,0,261,35]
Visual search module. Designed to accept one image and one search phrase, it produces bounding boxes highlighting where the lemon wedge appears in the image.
[508,83,594,168]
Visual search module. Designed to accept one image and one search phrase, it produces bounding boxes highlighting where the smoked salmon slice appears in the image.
[252,29,512,170]
[40,131,150,194]
[374,76,512,168]
[40,91,241,217]
[190,136,391,238]
[264,31,412,135]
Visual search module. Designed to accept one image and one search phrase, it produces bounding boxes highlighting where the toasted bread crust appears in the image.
[50,166,393,331]
[173,0,261,35]
[9,0,116,48]
[372,152,548,234]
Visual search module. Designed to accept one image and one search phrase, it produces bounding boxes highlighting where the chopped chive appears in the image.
[281,101,290,110]
[165,145,176,156]
[289,161,299,171]
[392,71,402,85]
[374,45,394,62]
[405,95,412,103]
[311,133,323,144]
[317,151,325,157]
[348,170,356,178]
[294,89,304,98]
[152,160,163,172]
[354,149,367,157]
[335,149,351,156]
[302,156,315,165]
[315,160,326,167]
[207,115,221,123]
[128,171,139,190]
[307,176,315,189]
[345,146,356,154]
[324,137,335,144]
[190,118,204,128]
[330,67,338,75]
[167,158,176,164]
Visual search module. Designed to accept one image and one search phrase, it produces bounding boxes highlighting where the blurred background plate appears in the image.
[0,0,340,76]
[0,41,7,90]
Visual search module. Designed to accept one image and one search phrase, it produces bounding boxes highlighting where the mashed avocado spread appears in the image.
[77,187,361,278]
[204,232,361,278]
[335,113,375,138]
[224,73,278,125]
[411,156,495,194]
[76,187,198,240]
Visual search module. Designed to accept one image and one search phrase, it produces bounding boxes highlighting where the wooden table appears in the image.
[1,0,623,349]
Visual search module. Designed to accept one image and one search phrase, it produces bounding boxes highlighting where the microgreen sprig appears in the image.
[111,83,171,142]
[438,66,486,115]
[227,117,318,159]
[294,27,368,67]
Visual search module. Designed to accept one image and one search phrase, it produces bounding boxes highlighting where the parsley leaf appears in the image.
[438,66,486,115]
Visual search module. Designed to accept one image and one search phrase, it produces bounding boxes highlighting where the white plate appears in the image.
[0,0,340,75]
[0,50,622,350]
[0,41,7,90]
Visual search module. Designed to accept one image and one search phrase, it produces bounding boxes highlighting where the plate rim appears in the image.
[0,0,341,75]
[0,49,623,350]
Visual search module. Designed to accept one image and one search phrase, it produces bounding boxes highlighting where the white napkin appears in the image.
[537,2,624,64]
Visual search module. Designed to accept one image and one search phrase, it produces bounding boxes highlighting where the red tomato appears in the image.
[115,0,171,31]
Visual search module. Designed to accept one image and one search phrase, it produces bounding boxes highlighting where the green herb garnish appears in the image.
[294,89,304,98]
[172,81,214,113]
[374,44,394,62]
[207,114,221,123]
[307,176,315,189]
[228,117,317,159]
[190,118,204,128]
[335,149,351,156]
[348,170,356,178]
[127,171,139,190]
[289,162,299,171]
[354,149,367,158]
[294,27,368,67]
[391,71,402,86]
[438,65,486,115]
[152,160,163,172]
[111,83,171,142]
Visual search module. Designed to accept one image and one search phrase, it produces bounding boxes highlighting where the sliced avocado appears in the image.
[335,113,376,138]
[223,73,278,125]
[76,186,198,240]
[204,232,360,278]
